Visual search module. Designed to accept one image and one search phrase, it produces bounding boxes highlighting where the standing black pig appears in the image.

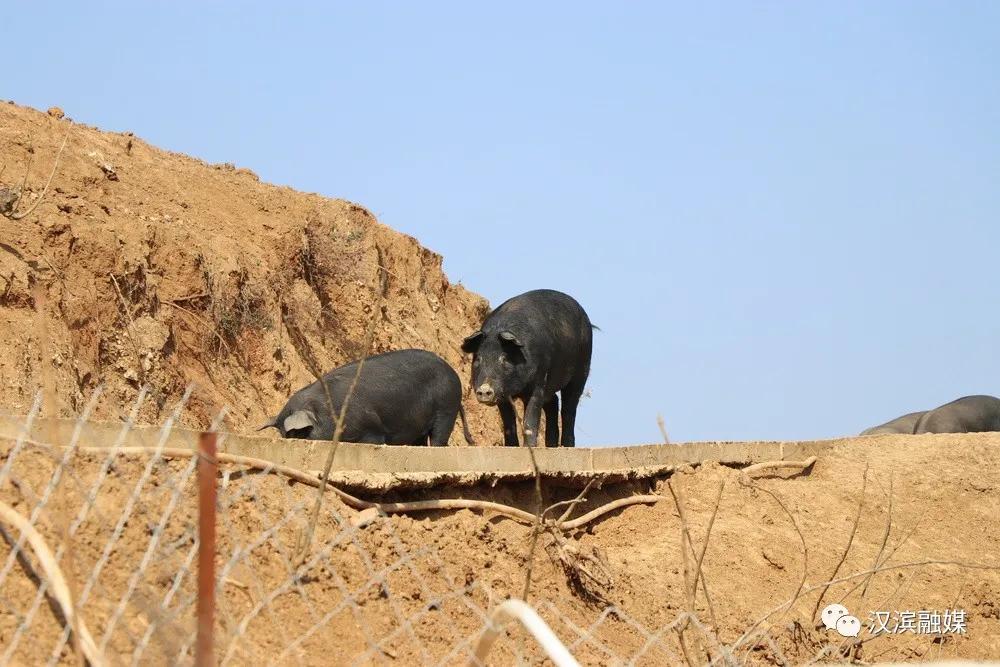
[258,349,473,446]
[462,289,593,447]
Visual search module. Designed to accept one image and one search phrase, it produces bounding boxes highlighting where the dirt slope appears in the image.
[0,102,494,443]
[1,433,998,665]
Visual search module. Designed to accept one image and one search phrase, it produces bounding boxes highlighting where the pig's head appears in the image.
[257,408,318,439]
[462,329,534,405]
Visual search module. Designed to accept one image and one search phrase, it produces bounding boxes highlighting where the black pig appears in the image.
[462,289,593,447]
[258,349,473,445]
[859,411,926,436]
[912,395,1000,434]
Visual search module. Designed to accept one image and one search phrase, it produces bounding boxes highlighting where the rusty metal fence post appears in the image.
[196,432,218,667]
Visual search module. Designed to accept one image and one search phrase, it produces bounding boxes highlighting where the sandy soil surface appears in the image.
[1,432,998,665]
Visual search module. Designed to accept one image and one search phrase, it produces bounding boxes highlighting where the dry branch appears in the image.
[109,273,147,386]
[529,480,596,602]
[692,480,725,653]
[543,528,615,605]
[551,478,597,524]
[861,474,893,599]
[666,478,699,666]
[693,481,724,597]
[671,478,728,664]
[296,264,385,563]
[730,477,809,654]
[727,556,1000,660]
[657,413,670,444]
[741,456,816,477]
[520,445,545,601]
[838,511,920,608]
[3,135,69,221]
[162,300,231,355]
[558,494,660,531]
[0,500,105,667]
[810,463,868,624]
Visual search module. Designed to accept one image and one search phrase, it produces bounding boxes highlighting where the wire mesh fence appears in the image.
[0,387,945,666]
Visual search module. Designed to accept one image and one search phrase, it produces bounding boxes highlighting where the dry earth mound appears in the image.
[0,427,998,664]
[0,102,493,443]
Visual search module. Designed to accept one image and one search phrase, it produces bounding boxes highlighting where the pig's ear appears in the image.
[499,331,523,347]
[461,331,484,353]
[282,409,316,434]
[256,417,278,432]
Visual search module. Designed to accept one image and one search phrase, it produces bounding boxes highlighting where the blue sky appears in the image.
[9,2,999,444]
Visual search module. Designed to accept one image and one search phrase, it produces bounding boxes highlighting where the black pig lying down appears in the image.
[859,411,927,436]
[462,288,594,448]
[912,395,1000,434]
[258,349,473,446]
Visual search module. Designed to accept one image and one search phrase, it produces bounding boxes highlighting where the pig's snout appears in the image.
[475,383,496,405]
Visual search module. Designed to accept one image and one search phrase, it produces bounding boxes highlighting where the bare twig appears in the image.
[673,623,697,667]
[692,480,725,648]
[295,266,385,563]
[195,432,217,667]
[668,480,697,607]
[109,272,147,385]
[520,526,541,601]
[839,516,922,609]
[7,134,69,221]
[657,413,670,444]
[15,150,33,208]
[727,556,1000,660]
[882,519,920,565]
[542,527,615,604]
[162,300,231,355]
[670,478,728,664]
[842,525,925,660]
[59,502,84,667]
[31,280,56,420]
[521,446,545,601]
[551,478,597,524]
[693,481,724,595]
[170,291,210,303]
[810,463,868,624]
[667,478,699,666]
[861,474,893,599]
[859,520,923,613]
[52,390,87,667]
[731,477,809,652]
[926,578,966,661]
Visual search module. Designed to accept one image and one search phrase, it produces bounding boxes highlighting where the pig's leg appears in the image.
[499,400,519,447]
[543,395,560,446]
[522,388,545,447]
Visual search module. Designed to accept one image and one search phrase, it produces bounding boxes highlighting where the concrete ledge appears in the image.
[0,414,839,491]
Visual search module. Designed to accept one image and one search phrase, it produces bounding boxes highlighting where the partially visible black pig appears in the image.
[859,410,927,436]
[912,394,1000,434]
[462,289,593,447]
[258,349,473,446]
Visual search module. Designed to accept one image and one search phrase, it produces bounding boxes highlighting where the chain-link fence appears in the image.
[0,388,964,666]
